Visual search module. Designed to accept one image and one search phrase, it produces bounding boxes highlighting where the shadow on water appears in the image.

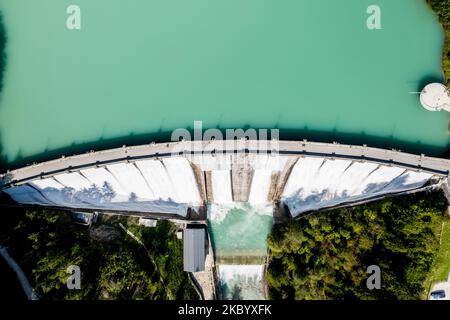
[0,125,449,173]
[417,74,445,91]
[0,12,6,102]
[0,10,447,172]
[0,12,9,173]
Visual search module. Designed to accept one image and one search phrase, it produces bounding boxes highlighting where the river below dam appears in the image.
[208,203,273,300]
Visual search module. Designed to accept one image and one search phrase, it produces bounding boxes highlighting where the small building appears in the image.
[183,225,206,272]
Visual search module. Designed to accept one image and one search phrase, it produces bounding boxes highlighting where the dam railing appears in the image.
[1,140,449,189]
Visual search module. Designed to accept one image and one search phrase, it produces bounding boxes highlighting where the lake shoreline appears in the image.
[426,0,450,87]
[0,1,448,171]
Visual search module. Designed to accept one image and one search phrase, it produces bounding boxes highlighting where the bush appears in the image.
[427,0,450,86]
[267,191,448,300]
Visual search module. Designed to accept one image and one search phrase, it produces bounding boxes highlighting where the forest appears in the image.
[0,209,198,300]
[267,191,449,300]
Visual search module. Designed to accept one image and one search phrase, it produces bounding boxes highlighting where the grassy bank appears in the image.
[423,217,450,296]
[427,0,450,86]
[266,191,448,300]
[0,209,198,300]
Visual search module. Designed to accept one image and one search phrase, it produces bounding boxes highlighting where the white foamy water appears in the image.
[4,156,202,216]
[81,166,129,201]
[208,203,273,223]
[106,163,155,200]
[190,154,289,171]
[282,156,433,217]
[4,153,434,218]
[211,170,233,204]
[218,265,264,300]
[162,157,201,204]
[308,159,351,200]
[134,159,178,201]
[248,169,273,205]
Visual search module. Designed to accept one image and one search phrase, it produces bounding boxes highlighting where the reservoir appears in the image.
[0,0,449,301]
[0,0,449,169]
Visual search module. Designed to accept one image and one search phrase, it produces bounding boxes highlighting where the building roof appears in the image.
[183,226,206,272]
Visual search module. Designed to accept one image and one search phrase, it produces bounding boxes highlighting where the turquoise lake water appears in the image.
[0,0,449,168]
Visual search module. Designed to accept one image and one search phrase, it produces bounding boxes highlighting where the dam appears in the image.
[2,140,448,219]
[0,0,449,300]
[1,139,449,299]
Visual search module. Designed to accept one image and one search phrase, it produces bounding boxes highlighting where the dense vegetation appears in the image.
[427,0,450,86]
[267,191,449,300]
[0,209,198,300]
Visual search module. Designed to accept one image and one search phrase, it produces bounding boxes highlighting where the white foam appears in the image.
[211,170,233,204]
[162,157,201,204]
[248,170,273,204]
[281,156,433,217]
[218,265,264,300]
[208,203,273,223]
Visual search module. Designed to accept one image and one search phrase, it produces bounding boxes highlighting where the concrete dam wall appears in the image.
[2,158,202,216]
[1,140,448,218]
[281,157,433,217]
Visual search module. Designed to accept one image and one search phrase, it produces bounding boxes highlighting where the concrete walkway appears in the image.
[2,140,449,189]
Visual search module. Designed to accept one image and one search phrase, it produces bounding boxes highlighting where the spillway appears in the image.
[218,265,265,300]
[208,203,272,300]
[3,157,202,216]
[2,151,441,218]
[281,156,434,217]
[1,141,447,301]
[211,170,233,204]
[248,170,273,205]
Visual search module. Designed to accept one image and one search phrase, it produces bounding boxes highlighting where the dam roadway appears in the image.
[1,140,449,187]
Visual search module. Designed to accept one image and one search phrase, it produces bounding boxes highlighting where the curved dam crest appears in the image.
[2,140,448,300]
[1,140,448,218]
[0,0,450,301]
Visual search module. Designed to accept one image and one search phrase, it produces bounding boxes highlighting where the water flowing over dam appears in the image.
[217,265,265,300]
[1,144,441,218]
[0,0,449,302]
[281,157,433,217]
[208,204,271,299]
[1,140,448,299]
[205,154,277,299]
[2,157,202,216]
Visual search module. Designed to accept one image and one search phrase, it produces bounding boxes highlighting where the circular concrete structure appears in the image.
[420,83,450,112]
